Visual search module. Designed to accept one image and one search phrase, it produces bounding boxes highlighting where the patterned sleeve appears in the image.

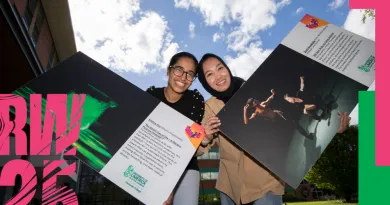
[146,86,161,101]
[189,89,205,124]
[146,86,155,94]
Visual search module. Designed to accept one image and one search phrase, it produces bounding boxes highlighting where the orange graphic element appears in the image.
[300,14,329,29]
[184,123,205,149]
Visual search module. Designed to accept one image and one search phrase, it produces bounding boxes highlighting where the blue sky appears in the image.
[68,0,375,100]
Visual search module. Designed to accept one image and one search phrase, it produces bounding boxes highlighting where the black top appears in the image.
[146,86,205,171]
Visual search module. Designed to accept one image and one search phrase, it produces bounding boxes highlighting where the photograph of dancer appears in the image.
[284,76,318,118]
[243,89,287,124]
[215,44,368,188]
[242,78,321,141]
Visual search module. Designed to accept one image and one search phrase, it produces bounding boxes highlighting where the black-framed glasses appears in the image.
[169,65,197,81]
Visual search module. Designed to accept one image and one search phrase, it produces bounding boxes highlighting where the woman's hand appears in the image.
[203,116,221,141]
[162,192,173,205]
[337,111,351,133]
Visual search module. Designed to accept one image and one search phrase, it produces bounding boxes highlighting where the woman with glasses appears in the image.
[146,52,205,205]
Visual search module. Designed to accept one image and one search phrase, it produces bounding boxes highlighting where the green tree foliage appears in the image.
[362,9,375,24]
[305,125,358,201]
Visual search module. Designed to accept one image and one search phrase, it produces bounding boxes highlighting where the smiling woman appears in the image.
[145,52,206,205]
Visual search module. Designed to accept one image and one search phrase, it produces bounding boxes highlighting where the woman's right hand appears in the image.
[162,192,173,205]
[203,116,221,141]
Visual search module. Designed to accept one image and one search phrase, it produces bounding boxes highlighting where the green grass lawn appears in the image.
[284,201,357,205]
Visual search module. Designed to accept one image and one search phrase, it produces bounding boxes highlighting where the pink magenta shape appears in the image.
[43,160,76,190]
[43,189,77,205]
[350,0,390,166]
[56,94,85,156]
[0,94,27,155]
[0,160,37,204]
[31,94,69,156]
[30,94,66,155]
[62,195,79,205]
[42,160,78,204]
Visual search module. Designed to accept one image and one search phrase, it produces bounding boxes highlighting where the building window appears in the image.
[209,152,218,159]
[31,25,40,44]
[197,151,220,160]
[201,172,219,181]
[210,172,218,180]
[47,44,59,70]
[23,0,37,29]
[201,172,210,180]
[31,5,43,46]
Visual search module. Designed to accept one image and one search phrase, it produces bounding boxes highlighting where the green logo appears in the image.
[358,55,375,72]
[358,65,370,72]
[124,165,148,188]
[124,165,135,177]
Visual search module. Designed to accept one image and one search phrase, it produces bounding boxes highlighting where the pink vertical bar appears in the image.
[349,0,389,165]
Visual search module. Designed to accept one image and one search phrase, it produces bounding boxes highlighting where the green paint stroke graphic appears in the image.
[359,91,389,205]
[11,85,117,170]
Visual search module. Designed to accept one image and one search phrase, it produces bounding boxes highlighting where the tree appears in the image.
[305,125,358,202]
[362,9,375,24]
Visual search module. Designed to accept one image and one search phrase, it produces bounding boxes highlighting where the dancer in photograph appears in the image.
[243,89,287,124]
[283,76,321,120]
[242,87,315,140]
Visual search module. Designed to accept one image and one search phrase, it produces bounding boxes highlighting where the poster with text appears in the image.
[10,52,205,205]
[216,14,375,189]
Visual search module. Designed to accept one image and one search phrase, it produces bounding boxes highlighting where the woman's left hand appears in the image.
[203,117,221,141]
[337,111,351,133]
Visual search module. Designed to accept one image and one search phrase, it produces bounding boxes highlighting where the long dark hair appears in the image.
[197,53,245,103]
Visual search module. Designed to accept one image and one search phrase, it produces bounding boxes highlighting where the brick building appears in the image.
[0,0,77,203]
[1,0,76,93]
[198,148,221,204]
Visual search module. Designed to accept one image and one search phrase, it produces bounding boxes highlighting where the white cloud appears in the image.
[175,0,230,26]
[212,32,224,42]
[277,0,292,8]
[189,21,196,38]
[174,0,291,52]
[174,0,191,9]
[343,9,375,41]
[69,0,179,73]
[296,7,304,15]
[225,41,273,80]
[328,0,345,10]
[161,41,180,70]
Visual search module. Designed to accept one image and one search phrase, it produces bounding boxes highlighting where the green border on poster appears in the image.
[359,91,389,205]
